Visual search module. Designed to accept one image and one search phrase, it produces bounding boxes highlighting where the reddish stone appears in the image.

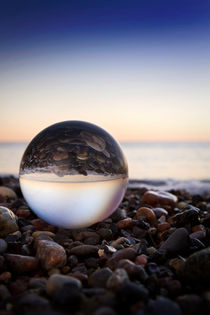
[117,218,133,230]
[136,207,156,225]
[106,248,137,269]
[136,254,147,266]
[0,271,11,283]
[36,240,67,270]
[16,209,31,218]
[141,191,177,211]
[4,254,39,274]
[31,219,56,232]
[157,222,171,232]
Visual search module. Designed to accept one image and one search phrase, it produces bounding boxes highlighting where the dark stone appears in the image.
[4,254,38,273]
[138,297,182,315]
[106,248,137,269]
[170,207,200,227]
[110,208,127,222]
[116,282,148,310]
[88,267,112,288]
[159,228,190,256]
[70,244,98,256]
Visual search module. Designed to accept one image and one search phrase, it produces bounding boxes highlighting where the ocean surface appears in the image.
[0,141,210,181]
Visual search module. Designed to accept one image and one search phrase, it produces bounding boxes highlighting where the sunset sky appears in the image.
[1,0,210,142]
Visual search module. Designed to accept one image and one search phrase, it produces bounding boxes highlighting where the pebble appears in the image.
[136,254,148,266]
[95,306,117,315]
[136,207,156,225]
[141,191,177,211]
[97,228,112,240]
[138,297,182,315]
[111,237,132,249]
[36,240,67,270]
[46,273,82,296]
[4,254,38,273]
[106,248,137,269]
[88,267,112,288]
[116,282,148,309]
[110,208,127,222]
[117,218,133,229]
[32,231,55,238]
[181,246,210,283]
[70,244,98,256]
[169,207,200,227]
[169,257,185,274]
[0,284,11,300]
[117,259,148,281]
[0,186,17,199]
[0,271,11,283]
[31,218,56,232]
[159,227,190,256]
[106,268,129,290]
[153,207,168,218]
[177,294,202,315]
[189,230,206,240]
[157,222,170,232]
[0,206,19,237]
[0,239,7,254]
[16,209,31,218]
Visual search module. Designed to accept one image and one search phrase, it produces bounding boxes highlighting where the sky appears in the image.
[1,0,210,142]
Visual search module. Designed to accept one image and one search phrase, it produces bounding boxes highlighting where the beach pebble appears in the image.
[169,257,185,273]
[4,253,38,273]
[181,247,210,283]
[106,248,137,269]
[16,209,31,219]
[138,297,182,315]
[106,268,129,290]
[0,206,19,237]
[116,282,148,309]
[136,254,148,266]
[159,227,190,256]
[117,259,148,281]
[31,218,56,232]
[117,218,133,229]
[141,191,177,211]
[0,271,11,283]
[111,237,132,249]
[46,273,81,296]
[136,207,156,225]
[177,294,202,315]
[157,222,170,232]
[36,240,67,270]
[110,208,127,222]
[0,239,7,254]
[97,228,112,240]
[70,244,98,256]
[169,207,200,227]
[32,231,55,238]
[0,186,17,199]
[153,207,168,218]
[189,230,206,240]
[0,284,11,300]
[95,306,117,315]
[88,267,112,288]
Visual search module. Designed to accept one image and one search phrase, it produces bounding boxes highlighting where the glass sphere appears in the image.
[19,121,128,228]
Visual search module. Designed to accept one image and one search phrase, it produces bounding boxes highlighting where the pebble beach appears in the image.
[0,175,210,315]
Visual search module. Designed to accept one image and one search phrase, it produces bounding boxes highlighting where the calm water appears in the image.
[0,142,210,180]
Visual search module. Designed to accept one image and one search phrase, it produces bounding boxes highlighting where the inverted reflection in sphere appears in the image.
[19,121,128,228]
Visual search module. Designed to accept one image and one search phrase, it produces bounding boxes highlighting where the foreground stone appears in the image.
[0,206,19,237]
[141,191,177,211]
[4,254,38,273]
[36,240,67,270]
[46,274,82,296]
[0,186,17,199]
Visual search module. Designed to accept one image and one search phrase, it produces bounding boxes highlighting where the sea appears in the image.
[0,142,210,195]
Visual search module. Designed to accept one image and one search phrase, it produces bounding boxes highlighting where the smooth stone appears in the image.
[106,248,137,269]
[46,273,82,296]
[88,267,112,288]
[70,244,98,256]
[110,237,132,249]
[97,228,112,240]
[0,239,7,254]
[0,206,19,237]
[31,218,56,232]
[177,294,202,315]
[116,282,148,306]
[136,207,156,225]
[110,208,127,222]
[32,231,55,238]
[117,218,133,230]
[153,208,168,218]
[169,207,200,227]
[117,259,148,281]
[159,228,190,256]
[14,293,50,312]
[181,247,210,283]
[36,240,67,270]
[141,191,177,211]
[106,268,129,290]
[4,254,38,273]
[0,186,17,199]
[138,297,182,315]
[189,230,206,240]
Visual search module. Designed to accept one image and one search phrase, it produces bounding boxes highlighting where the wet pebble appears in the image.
[141,191,177,211]
[117,259,148,281]
[88,267,112,288]
[169,207,200,227]
[110,208,127,222]
[117,218,133,229]
[70,244,98,256]
[153,207,168,218]
[0,206,19,237]
[36,240,67,270]
[181,246,210,283]
[136,207,156,225]
[0,186,17,199]
[159,227,190,256]
[106,247,137,269]
[4,254,38,273]
[138,297,182,315]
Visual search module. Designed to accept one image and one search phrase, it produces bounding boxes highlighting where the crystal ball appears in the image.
[19,121,128,228]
